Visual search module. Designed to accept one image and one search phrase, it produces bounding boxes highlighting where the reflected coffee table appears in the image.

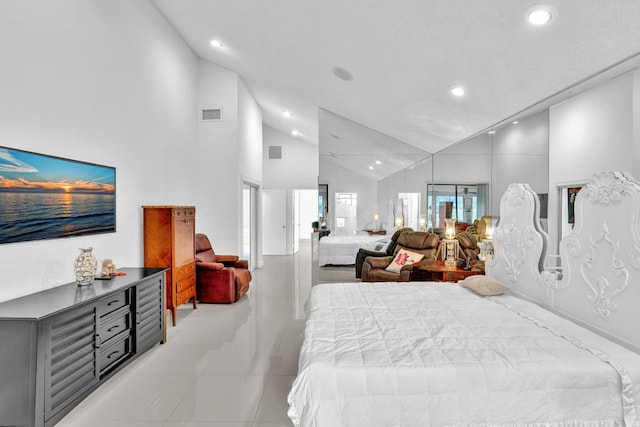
[415,260,483,282]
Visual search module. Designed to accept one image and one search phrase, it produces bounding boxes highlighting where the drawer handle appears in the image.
[106,299,121,306]
[107,325,120,333]
[106,350,120,360]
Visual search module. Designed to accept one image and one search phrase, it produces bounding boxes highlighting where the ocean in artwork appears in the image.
[0,146,116,244]
[0,192,116,243]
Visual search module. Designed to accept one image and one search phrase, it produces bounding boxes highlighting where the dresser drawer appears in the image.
[99,335,132,374]
[174,262,195,281]
[99,309,131,346]
[173,207,195,219]
[176,274,195,293]
[176,288,195,306]
[97,291,130,318]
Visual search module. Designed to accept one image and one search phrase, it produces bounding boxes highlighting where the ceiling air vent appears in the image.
[202,108,222,121]
[268,146,282,159]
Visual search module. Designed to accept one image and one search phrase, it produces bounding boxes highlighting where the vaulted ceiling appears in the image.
[153,1,640,158]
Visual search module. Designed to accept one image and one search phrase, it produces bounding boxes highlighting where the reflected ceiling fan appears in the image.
[462,187,477,195]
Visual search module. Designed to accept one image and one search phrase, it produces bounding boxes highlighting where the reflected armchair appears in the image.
[361,231,440,282]
[195,233,252,303]
[355,227,412,278]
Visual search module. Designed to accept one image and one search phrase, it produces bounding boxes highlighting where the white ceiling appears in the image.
[152,0,640,157]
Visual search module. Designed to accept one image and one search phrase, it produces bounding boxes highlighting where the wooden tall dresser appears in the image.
[143,206,197,326]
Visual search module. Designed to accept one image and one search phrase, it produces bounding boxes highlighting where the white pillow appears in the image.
[385,248,424,273]
[459,275,510,296]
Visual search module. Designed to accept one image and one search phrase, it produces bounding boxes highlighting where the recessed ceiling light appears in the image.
[332,66,354,81]
[209,39,224,49]
[291,130,301,137]
[488,130,496,135]
[368,166,374,170]
[450,85,466,97]
[512,121,519,125]
[375,160,381,165]
[283,111,292,118]
[526,5,557,26]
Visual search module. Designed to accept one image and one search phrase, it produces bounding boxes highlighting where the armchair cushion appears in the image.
[385,249,424,273]
[365,255,394,269]
[196,261,225,271]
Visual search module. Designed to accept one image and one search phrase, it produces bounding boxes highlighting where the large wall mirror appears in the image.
[316,54,640,284]
[318,109,429,236]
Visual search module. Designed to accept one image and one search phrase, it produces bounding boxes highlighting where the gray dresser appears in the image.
[0,267,166,427]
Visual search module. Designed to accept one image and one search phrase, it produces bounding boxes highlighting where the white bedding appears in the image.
[288,282,640,427]
[318,234,388,266]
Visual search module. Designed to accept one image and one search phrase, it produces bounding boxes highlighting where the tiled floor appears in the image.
[57,241,314,427]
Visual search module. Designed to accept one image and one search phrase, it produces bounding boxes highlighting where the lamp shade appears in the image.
[445,218,456,239]
[484,217,493,239]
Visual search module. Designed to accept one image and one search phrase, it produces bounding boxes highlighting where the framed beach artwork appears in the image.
[0,146,116,244]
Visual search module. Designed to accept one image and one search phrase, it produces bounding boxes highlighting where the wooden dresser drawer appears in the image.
[173,207,195,219]
[174,262,195,281]
[176,274,196,293]
[97,291,130,318]
[176,287,195,306]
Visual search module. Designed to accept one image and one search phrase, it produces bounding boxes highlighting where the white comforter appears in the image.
[288,282,640,427]
[318,234,388,266]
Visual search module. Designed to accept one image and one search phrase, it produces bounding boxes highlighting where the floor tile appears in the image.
[167,374,266,422]
[56,241,317,427]
[253,375,296,425]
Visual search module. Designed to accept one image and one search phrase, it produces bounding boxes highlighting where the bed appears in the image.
[289,172,640,427]
[318,234,389,266]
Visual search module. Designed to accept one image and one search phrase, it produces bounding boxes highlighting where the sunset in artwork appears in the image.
[0,147,116,244]
[0,147,114,194]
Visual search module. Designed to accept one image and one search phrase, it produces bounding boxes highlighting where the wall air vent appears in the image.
[268,146,282,159]
[202,108,222,121]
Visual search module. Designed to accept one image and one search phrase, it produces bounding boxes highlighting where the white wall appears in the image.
[196,62,263,257]
[548,71,637,251]
[196,61,239,254]
[262,126,318,189]
[0,0,198,302]
[491,109,549,215]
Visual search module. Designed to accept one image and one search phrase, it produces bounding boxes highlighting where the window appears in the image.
[427,184,488,227]
[335,193,357,235]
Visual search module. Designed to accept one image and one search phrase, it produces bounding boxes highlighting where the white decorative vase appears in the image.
[74,247,97,285]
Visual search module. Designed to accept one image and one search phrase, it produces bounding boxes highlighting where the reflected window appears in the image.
[335,193,357,235]
[427,184,488,227]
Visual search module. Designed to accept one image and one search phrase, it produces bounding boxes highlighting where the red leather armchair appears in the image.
[195,233,252,303]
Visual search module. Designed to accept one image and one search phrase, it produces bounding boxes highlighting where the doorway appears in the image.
[242,183,258,271]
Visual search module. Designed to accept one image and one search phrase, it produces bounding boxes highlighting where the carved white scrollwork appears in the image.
[580,222,628,318]
[581,171,628,206]
[495,218,537,283]
[504,184,527,207]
